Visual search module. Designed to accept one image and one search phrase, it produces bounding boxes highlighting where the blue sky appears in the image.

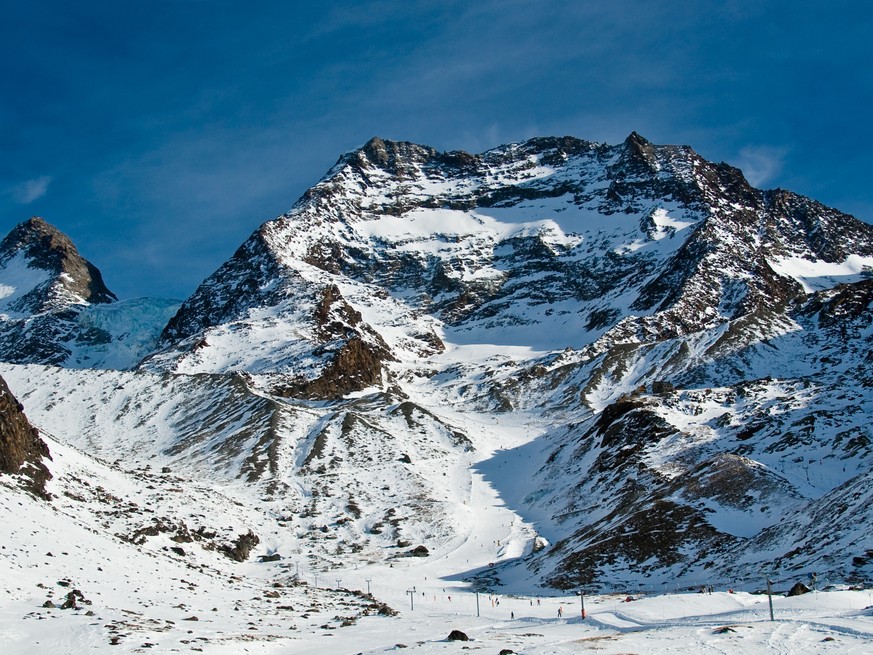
[2,1,871,299]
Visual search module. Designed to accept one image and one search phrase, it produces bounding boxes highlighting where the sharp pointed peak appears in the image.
[613,131,659,171]
[0,216,117,305]
[621,132,659,156]
[22,215,50,227]
[2,216,75,254]
[12,215,64,236]
[624,131,650,145]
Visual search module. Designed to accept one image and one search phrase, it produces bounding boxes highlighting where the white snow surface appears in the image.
[769,254,873,292]
[2,412,872,654]
[0,251,54,316]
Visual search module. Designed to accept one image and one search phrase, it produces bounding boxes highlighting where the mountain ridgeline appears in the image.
[1,133,872,590]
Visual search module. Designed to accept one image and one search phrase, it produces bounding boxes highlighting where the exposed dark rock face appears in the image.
[289,337,387,400]
[0,374,51,498]
[787,582,811,597]
[541,396,734,588]
[446,629,470,641]
[159,230,286,345]
[221,530,260,562]
[800,278,873,331]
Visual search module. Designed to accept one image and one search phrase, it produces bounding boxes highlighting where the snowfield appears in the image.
[0,430,873,655]
[2,422,872,654]
[2,356,872,654]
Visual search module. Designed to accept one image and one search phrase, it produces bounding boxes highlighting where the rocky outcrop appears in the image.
[221,530,260,562]
[0,374,51,498]
[539,396,734,588]
[280,337,387,400]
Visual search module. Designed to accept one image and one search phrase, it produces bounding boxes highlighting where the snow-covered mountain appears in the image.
[147,134,873,377]
[0,217,179,368]
[2,131,873,624]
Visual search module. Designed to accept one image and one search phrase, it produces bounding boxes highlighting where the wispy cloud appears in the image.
[735,146,787,187]
[10,176,53,204]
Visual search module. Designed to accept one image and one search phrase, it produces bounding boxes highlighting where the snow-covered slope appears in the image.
[3,363,873,654]
[0,418,396,653]
[0,362,484,574]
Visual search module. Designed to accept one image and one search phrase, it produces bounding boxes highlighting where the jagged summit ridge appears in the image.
[152,133,873,380]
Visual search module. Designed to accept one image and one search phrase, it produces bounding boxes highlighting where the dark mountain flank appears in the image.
[0,374,51,498]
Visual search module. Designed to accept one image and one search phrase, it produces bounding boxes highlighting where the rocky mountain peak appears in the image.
[149,133,873,384]
[609,130,661,174]
[622,130,655,156]
[0,217,150,367]
[0,216,117,308]
[352,137,441,178]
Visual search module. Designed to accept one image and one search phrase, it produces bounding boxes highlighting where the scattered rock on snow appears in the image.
[259,552,282,562]
[220,530,260,562]
[787,582,811,597]
[60,589,86,609]
[447,629,470,641]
